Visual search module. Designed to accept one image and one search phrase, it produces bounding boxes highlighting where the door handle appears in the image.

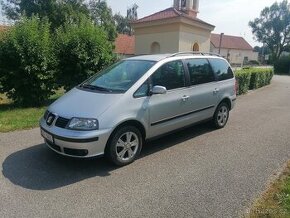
[181,95,190,102]
[213,88,220,94]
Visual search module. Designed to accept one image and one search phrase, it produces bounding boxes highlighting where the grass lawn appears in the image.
[0,106,47,132]
[247,161,290,218]
[0,89,64,133]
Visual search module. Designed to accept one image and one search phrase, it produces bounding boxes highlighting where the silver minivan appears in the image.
[40,52,237,166]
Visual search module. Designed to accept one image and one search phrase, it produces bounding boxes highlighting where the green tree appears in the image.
[114,13,130,35]
[285,44,290,52]
[88,0,117,41]
[249,0,290,61]
[1,0,90,29]
[55,16,115,91]
[0,17,56,106]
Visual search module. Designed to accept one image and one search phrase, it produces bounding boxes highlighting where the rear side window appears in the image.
[186,59,215,86]
[209,58,234,81]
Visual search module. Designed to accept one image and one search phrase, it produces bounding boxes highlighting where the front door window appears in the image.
[151,60,186,90]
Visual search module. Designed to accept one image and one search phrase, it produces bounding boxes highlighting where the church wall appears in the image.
[134,23,181,54]
[134,22,180,35]
[179,24,211,52]
[179,32,211,52]
[135,32,180,54]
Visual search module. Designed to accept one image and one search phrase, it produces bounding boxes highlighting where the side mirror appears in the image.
[151,86,167,95]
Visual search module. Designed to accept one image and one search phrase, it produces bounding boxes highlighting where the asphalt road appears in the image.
[1,75,290,218]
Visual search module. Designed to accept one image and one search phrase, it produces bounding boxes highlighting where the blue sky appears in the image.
[0,0,284,46]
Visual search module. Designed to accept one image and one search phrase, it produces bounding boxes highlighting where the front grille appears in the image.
[55,117,70,128]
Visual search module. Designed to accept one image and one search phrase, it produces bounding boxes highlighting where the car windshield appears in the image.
[80,60,156,93]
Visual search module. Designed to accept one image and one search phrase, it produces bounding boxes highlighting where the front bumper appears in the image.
[40,118,112,158]
[231,96,237,110]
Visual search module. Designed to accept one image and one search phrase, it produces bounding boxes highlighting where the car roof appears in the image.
[126,54,170,62]
[125,53,223,62]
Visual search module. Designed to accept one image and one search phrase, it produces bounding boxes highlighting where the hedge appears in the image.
[235,68,274,95]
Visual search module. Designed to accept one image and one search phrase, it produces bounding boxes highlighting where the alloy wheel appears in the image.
[116,132,139,162]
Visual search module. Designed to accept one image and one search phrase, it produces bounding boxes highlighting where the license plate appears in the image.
[41,129,54,143]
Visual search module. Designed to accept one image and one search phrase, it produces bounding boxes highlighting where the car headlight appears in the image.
[68,118,99,130]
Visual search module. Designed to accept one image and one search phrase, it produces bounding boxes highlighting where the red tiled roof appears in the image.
[114,34,135,55]
[134,7,214,28]
[211,33,253,50]
[135,7,180,23]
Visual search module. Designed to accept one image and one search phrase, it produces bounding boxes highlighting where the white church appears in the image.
[132,0,215,54]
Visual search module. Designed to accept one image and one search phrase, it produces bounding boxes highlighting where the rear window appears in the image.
[209,58,234,81]
[186,59,215,86]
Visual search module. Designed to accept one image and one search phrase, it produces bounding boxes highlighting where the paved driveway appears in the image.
[1,76,290,218]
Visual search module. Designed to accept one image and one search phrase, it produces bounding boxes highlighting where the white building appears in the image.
[210,33,258,65]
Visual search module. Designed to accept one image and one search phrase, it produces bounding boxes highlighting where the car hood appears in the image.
[48,88,122,119]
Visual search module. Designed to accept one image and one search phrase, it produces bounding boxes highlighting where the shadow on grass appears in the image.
[0,89,64,111]
[2,122,215,191]
[0,98,58,111]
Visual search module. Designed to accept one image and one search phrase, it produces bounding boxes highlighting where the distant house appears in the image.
[210,33,258,65]
[114,34,135,59]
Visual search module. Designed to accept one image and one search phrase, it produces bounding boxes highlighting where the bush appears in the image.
[55,17,115,91]
[274,56,290,75]
[249,68,274,89]
[0,17,56,106]
[235,68,274,95]
[235,70,251,95]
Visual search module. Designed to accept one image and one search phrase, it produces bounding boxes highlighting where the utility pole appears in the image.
[261,42,265,64]
[218,33,224,54]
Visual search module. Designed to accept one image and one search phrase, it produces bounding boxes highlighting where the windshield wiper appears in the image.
[80,84,112,92]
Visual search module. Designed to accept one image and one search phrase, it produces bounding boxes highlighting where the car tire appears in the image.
[213,102,230,129]
[106,126,143,166]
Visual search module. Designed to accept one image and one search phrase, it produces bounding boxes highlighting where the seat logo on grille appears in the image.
[46,114,56,126]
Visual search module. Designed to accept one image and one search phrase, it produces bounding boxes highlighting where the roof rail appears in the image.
[168,51,222,58]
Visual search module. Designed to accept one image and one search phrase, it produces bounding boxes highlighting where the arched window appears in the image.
[151,42,160,54]
[193,43,199,51]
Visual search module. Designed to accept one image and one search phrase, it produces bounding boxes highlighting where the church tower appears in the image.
[174,0,199,17]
